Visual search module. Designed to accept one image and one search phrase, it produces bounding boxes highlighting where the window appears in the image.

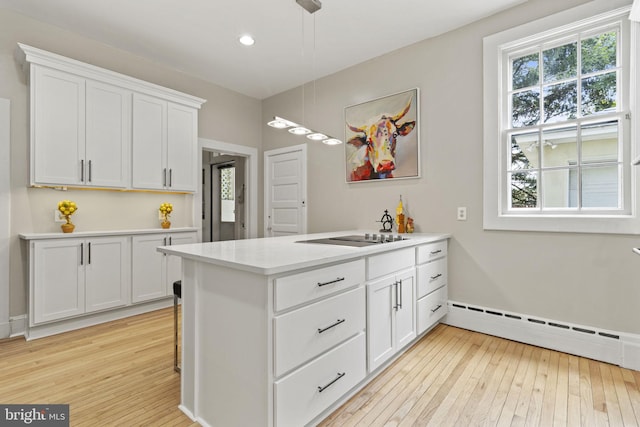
[483,0,640,234]
[220,166,235,222]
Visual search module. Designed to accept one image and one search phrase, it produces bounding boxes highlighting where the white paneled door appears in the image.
[264,144,307,237]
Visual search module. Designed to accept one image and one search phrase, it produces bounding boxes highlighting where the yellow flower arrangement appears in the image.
[159,202,173,228]
[57,200,77,224]
[58,200,78,233]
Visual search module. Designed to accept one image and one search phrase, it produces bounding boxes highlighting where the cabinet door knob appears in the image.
[80,243,84,266]
[80,159,85,182]
[431,304,443,313]
[88,160,92,182]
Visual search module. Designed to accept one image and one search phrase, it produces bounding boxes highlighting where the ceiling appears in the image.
[0,0,527,100]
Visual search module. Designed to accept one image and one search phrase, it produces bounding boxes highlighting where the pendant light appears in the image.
[267,0,342,145]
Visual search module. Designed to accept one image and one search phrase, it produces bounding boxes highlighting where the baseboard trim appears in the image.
[0,320,9,339]
[26,299,173,340]
[444,300,640,370]
[9,315,27,338]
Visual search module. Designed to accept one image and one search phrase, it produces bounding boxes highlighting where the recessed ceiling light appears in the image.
[239,35,255,46]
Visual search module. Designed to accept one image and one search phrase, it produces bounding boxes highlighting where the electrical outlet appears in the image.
[54,209,65,223]
[457,207,467,221]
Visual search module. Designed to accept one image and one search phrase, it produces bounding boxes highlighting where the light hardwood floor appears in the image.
[320,324,640,427]
[2,309,639,426]
[0,307,197,426]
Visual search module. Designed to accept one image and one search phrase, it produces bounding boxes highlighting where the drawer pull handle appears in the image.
[318,372,345,393]
[430,249,442,255]
[430,273,442,280]
[318,319,345,334]
[317,277,345,287]
[431,304,443,313]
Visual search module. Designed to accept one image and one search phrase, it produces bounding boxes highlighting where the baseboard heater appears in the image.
[443,300,640,371]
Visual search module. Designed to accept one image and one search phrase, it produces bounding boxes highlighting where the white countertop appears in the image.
[19,227,198,240]
[157,230,450,275]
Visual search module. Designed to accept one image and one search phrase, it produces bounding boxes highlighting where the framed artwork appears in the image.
[344,88,420,182]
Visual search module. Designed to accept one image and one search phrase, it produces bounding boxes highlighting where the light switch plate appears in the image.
[54,209,65,223]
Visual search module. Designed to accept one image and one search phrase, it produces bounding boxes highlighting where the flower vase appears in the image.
[61,218,75,233]
[161,220,171,229]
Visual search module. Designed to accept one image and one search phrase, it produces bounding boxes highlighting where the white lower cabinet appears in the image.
[274,287,365,377]
[417,285,448,334]
[416,240,449,335]
[367,267,416,372]
[23,229,197,336]
[31,236,130,324]
[275,333,366,427]
[132,232,196,303]
[272,259,367,426]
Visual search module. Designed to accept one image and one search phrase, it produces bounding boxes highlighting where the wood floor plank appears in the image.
[588,360,615,425]
[553,353,569,427]
[600,364,624,427]
[580,357,598,426]
[525,349,551,427]
[539,350,559,427]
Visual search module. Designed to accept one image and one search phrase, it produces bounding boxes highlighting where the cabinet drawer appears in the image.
[416,258,447,299]
[416,240,448,264]
[367,247,415,280]
[274,259,364,312]
[275,333,366,427]
[417,285,448,335]
[274,287,365,377]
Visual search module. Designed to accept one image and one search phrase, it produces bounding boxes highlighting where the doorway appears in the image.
[202,153,246,242]
[197,138,258,242]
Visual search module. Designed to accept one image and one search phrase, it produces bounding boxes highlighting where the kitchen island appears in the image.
[158,230,450,427]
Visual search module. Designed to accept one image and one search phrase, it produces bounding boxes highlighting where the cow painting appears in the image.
[345,90,419,182]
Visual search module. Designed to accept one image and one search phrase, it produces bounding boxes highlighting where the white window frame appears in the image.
[483,0,640,234]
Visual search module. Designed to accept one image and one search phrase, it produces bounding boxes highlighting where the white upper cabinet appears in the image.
[31,66,85,186]
[85,80,131,188]
[132,95,198,191]
[132,94,166,190]
[19,43,205,192]
[167,103,198,191]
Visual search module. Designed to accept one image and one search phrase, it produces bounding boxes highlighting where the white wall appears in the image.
[0,98,10,338]
[0,8,262,317]
[262,0,640,334]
